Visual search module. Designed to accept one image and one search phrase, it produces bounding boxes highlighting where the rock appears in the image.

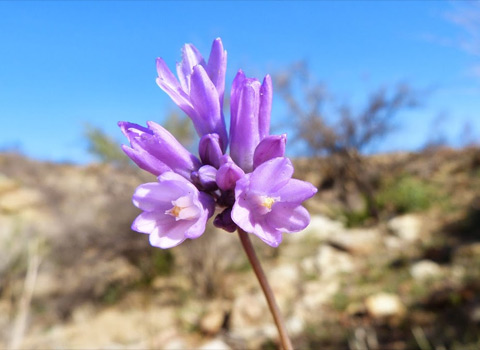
[328,227,383,254]
[267,264,300,310]
[384,235,407,251]
[388,214,422,242]
[163,337,189,350]
[0,188,44,213]
[365,293,406,318]
[316,245,355,278]
[469,306,480,323]
[229,292,270,337]
[200,308,226,335]
[198,338,231,350]
[346,302,367,316]
[34,272,63,299]
[0,174,19,194]
[300,256,317,276]
[302,280,340,309]
[294,215,345,242]
[410,260,442,281]
[286,316,305,337]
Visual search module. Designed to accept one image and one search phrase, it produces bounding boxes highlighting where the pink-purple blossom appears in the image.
[131,172,214,248]
[120,38,317,249]
[231,157,317,247]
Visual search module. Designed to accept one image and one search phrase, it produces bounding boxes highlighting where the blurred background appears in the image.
[1,1,480,349]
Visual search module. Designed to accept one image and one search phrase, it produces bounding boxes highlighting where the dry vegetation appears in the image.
[0,145,479,349]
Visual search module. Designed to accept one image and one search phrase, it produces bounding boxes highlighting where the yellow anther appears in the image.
[261,196,276,210]
[168,205,182,218]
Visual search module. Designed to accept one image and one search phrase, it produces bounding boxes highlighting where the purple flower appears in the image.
[131,172,215,249]
[231,157,317,247]
[119,121,201,179]
[156,38,228,151]
[121,38,319,250]
[230,70,273,172]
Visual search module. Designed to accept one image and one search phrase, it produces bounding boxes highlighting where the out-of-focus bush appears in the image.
[376,175,436,214]
[274,61,421,220]
[84,124,129,166]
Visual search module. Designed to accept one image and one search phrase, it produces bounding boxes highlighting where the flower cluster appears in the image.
[120,38,317,248]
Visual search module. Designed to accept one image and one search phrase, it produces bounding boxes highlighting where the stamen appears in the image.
[165,196,200,221]
[166,205,182,218]
[261,196,276,210]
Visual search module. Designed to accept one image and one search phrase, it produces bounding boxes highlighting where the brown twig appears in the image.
[237,228,293,350]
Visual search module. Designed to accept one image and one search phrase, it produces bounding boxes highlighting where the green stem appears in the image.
[237,228,293,350]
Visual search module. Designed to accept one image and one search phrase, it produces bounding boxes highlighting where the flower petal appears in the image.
[121,144,170,176]
[258,74,272,140]
[176,43,206,93]
[149,219,191,249]
[253,134,287,169]
[156,58,195,117]
[206,38,227,109]
[213,208,237,232]
[216,155,245,191]
[131,211,161,234]
[132,181,183,211]
[184,207,209,239]
[273,178,318,204]
[199,133,223,168]
[230,78,261,171]
[249,157,294,193]
[267,204,311,233]
[122,121,201,180]
[189,65,228,148]
[191,165,218,191]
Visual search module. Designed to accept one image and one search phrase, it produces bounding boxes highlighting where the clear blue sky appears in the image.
[0,1,479,163]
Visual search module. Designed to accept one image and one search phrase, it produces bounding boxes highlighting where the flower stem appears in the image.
[237,228,293,350]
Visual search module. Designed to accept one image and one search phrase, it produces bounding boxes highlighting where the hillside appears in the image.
[1,147,479,349]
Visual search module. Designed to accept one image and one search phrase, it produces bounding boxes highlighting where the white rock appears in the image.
[199,308,225,335]
[0,174,18,194]
[328,228,383,254]
[0,188,44,213]
[300,256,317,276]
[163,338,188,350]
[293,215,344,242]
[384,235,406,250]
[365,293,406,318]
[286,316,305,337]
[267,264,300,309]
[316,245,355,278]
[198,338,231,350]
[230,293,269,334]
[410,260,442,281]
[302,280,340,309]
[388,214,422,242]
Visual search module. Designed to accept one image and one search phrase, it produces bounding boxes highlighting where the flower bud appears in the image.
[230,71,273,172]
[119,121,201,179]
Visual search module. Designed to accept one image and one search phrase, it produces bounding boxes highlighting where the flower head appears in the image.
[131,172,215,249]
[121,38,318,249]
[156,38,228,151]
[231,157,317,247]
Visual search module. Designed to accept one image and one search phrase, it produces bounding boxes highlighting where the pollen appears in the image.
[167,205,182,218]
[261,196,276,210]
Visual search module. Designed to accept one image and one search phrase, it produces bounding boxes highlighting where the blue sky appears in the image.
[0,1,479,163]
